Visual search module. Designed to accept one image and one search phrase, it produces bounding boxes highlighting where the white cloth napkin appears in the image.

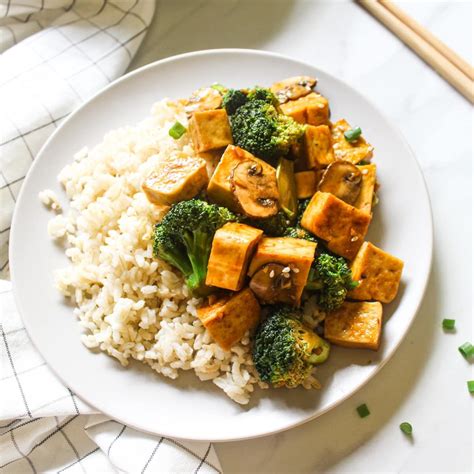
[0,2,222,472]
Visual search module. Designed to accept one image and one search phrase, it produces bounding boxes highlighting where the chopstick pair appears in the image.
[357,0,474,103]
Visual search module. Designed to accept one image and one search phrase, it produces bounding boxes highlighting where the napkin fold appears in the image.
[0,2,222,472]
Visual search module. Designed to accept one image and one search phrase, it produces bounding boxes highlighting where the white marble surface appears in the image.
[130,1,473,472]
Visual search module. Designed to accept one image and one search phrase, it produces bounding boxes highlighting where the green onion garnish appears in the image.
[400,422,413,435]
[458,342,474,359]
[344,127,362,142]
[356,403,370,418]
[442,319,455,330]
[468,381,474,393]
[211,83,226,93]
[169,121,187,139]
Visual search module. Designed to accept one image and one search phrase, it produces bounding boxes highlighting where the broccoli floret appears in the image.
[306,253,358,311]
[247,86,279,105]
[228,87,305,160]
[153,199,237,295]
[244,211,290,237]
[283,226,318,242]
[252,306,330,388]
[296,198,311,226]
[222,89,248,115]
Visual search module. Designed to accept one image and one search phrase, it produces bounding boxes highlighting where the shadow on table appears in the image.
[129,0,298,70]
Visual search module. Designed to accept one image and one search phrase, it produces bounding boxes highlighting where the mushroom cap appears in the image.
[249,263,297,305]
[270,76,317,104]
[318,161,362,205]
[184,87,223,115]
[231,160,279,219]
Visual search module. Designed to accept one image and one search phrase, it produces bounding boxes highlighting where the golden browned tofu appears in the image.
[301,192,371,259]
[142,155,208,206]
[197,288,261,351]
[354,164,377,213]
[295,170,317,199]
[348,242,404,303]
[207,145,276,213]
[280,92,329,126]
[307,124,335,169]
[324,301,383,350]
[248,237,316,305]
[331,119,374,164]
[206,223,263,291]
[189,109,233,153]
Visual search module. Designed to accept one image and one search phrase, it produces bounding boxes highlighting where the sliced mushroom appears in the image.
[184,87,222,115]
[231,159,279,218]
[270,76,317,104]
[318,161,362,205]
[249,263,297,305]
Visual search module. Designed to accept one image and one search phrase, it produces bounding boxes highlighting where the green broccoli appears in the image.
[283,226,318,242]
[227,87,305,160]
[296,198,311,226]
[252,306,330,388]
[306,252,358,311]
[222,89,248,115]
[153,199,237,295]
[244,211,290,237]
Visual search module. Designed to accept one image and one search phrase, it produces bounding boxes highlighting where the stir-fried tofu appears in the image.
[295,170,318,198]
[206,223,263,291]
[354,164,377,213]
[348,242,404,303]
[207,145,277,213]
[248,237,317,305]
[324,301,383,350]
[301,192,371,259]
[299,124,335,169]
[331,119,374,164]
[189,109,233,153]
[280,92,329,126]
[196,288,261,351]
[142,155,208,206]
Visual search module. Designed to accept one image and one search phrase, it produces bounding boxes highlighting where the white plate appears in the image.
[10,49,433,442]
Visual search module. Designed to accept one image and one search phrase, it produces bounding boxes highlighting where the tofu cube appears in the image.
[354,164,377,213]
[197,288,261,350]
[295,170,317,199]
[207,145,275,212]
[302,124,335,169]
[189,109,233,153]
[206,223,263,291]
[348,242,404,303]
[324,301,383,350]
[331,119,374,164]
[280,92,329,126]
[248,237,317,305]
[301,192,371,259]
[142,155,208,206]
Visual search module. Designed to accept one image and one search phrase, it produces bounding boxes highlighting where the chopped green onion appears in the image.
[458,342,474,359]
[344,127,362,142]
[442,319,456,330]
[169,121,187,139]
[400,422,413,435]
[467,381,474,393]
[211,83,226,93]
[356,403,370,418]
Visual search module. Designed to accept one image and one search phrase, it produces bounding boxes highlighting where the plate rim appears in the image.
[10,48,434,442]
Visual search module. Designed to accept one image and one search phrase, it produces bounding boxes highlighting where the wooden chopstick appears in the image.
[380,0,474,81]
[357,0,474,103]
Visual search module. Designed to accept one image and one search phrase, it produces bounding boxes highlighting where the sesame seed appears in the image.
[283,272,291,279]
[269,270,275,278]
[362,169,369,175]
[351,236,359,242]
[292,267,300,273]
[282,267,291,273]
